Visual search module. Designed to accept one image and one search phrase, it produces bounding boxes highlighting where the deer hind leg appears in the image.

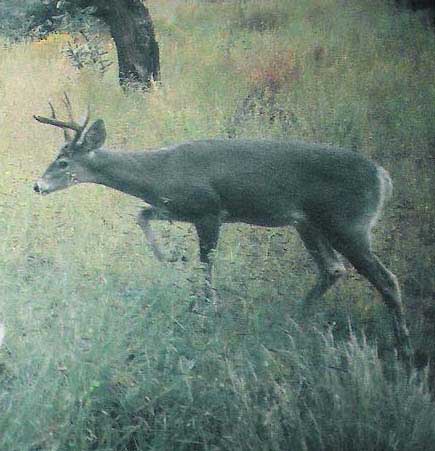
[328,225,411,361]
[296,222,347,309]
[137,208,165,262]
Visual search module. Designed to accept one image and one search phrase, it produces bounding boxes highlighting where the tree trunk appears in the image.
[91,0,160,88]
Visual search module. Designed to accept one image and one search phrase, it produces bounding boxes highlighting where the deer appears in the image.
[33,96,411,361]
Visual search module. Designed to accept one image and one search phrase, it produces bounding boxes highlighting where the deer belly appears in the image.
[222,205,305,227]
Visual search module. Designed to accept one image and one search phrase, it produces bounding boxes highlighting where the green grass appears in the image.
[0,0,435,449]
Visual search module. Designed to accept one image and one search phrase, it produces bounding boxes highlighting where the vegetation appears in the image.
[0,0,434,449]
[0,0,160,88]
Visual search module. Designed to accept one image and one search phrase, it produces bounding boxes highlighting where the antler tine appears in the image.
[63,93,91,142]
[82,103,91,131]
[34,95,91,143]
[62,93,76,142]
[48,101,56,119]
[33,113,83,132]
[51,99,72,142]
[63,92,74,122]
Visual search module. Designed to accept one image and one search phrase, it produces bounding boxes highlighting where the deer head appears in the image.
[33,94,106,195]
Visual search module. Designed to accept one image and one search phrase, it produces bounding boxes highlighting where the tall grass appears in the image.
[0,0,434,449]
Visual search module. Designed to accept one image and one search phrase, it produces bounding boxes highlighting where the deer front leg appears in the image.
[137,208,165,262]
[194,216,221,306]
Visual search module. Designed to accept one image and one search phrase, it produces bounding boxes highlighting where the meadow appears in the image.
[0,0,434,449]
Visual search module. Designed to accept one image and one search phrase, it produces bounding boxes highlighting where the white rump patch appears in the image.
[370,166,393,230]
[0,322,4,348]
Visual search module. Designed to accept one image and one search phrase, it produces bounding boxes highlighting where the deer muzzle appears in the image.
[33,180,50,195]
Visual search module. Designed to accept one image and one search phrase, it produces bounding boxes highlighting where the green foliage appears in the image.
[0,0,100,45]
[62,31,113,74]
[0,0,434,449]
[0,0,37,40]
[235,0,292,32]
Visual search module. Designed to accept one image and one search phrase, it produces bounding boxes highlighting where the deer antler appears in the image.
[34,93,90,144]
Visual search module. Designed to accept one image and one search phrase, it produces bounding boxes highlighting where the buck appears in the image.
[33,96,411,359]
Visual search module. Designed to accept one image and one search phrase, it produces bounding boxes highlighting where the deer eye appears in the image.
[58,160,69,169]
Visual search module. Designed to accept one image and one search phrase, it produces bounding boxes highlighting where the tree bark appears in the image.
[79,0,160,88]
[95,0,159,88]
[28,0,160,87]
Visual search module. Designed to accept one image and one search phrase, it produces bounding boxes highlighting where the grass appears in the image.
[0,0,435,449]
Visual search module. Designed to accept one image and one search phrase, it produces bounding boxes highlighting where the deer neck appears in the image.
[85,149,160,205]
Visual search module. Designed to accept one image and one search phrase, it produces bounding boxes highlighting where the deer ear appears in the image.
[82,119,106,150]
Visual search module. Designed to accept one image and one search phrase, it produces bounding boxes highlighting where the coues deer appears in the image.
[33,95,411,359]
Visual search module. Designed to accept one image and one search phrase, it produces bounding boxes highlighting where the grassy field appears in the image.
[0,0,435,449]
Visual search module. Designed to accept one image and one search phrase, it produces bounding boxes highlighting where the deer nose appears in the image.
[33,183,41,193]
